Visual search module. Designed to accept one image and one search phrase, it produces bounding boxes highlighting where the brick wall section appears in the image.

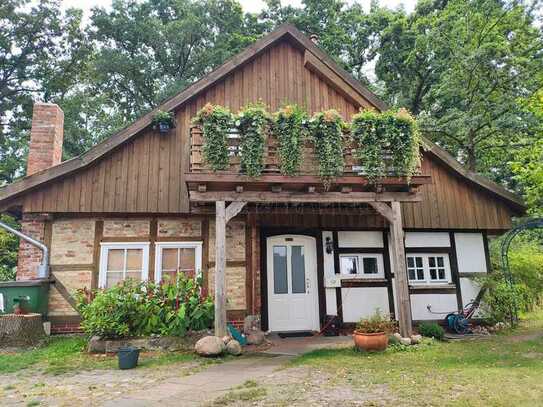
[158,218,201,237]
[103,219,150,237]
[209,220,245,261]
[27,103,64,176]
[208,266,246,309]
[50,219,95,264]
[16,213,48,280]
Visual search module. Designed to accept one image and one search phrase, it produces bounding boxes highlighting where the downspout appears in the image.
[0,220,49,279]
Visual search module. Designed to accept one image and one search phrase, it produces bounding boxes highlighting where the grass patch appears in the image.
[290,311,543,406]
[0,335,199,375]
[211,387,267,405]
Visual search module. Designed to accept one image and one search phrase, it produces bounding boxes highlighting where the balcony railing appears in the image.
[189,125,421,180]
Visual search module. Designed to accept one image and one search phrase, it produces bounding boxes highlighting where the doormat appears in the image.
[277,331,314,338]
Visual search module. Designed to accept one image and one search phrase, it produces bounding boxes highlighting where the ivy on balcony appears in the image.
[193,103,421,186]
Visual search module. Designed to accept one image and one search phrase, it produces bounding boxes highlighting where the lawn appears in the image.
[0,335,199,375]
[289,311,543,406]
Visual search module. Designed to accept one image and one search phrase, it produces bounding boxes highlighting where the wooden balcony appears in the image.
[186,125,431,203]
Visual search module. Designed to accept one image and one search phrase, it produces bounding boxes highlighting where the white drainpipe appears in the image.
[0,220,49,279]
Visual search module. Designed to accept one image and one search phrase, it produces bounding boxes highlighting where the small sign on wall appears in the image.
[324,275,341,288]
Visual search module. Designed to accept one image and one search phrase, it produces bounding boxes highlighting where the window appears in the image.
[339,254,384,278]
[99,243,150,289]
[406,253,451,284]
[155,242,202,283]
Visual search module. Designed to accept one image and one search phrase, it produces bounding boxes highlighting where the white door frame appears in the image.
[266,234,320,332]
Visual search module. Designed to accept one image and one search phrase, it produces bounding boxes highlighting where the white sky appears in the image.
[61,0,417,18]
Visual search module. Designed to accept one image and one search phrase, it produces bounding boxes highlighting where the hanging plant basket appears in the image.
[152,110,175,134]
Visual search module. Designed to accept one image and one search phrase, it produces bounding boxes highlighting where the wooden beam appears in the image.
[389,201,413,337]
[214,201,227,337]
[186,173,432,186]
[225,201,246,223]
[190,191,422,204]
[367,202,394,223]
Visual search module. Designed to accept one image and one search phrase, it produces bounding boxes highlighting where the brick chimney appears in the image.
[27,102,64,176]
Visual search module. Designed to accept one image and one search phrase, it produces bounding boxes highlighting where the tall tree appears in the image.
[0,0,91,183]
[89,0,258,121]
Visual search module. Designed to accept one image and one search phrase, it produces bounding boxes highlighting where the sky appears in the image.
[61,0,417,18]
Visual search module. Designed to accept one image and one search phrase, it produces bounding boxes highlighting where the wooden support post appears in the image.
[389,201,412,337]
[214,200,247,337]
[368,201,413,337]
[214,201,227,337]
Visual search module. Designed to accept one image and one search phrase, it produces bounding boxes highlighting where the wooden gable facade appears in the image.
[3,30,521,231]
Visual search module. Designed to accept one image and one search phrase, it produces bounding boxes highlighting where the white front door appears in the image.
[266,235,319,332]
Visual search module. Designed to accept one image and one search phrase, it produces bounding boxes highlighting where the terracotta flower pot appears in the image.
[353,331,389,352]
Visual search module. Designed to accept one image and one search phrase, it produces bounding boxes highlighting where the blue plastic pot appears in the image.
[118,346,140,369]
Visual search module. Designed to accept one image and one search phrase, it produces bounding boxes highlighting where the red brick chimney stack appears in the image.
[27,102,64,176]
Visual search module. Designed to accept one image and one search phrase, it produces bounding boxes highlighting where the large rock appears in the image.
[226,339,242,356]
[195,336,225,357]
[88,335,106,353]
[246,331,265,345]
[400,337,412,346]
[410,334,422,345]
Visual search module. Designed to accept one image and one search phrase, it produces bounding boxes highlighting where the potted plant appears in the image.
[353,310,396,352]
[152,110,175,134]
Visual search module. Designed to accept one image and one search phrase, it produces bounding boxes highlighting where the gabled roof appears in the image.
[0,24,525,213]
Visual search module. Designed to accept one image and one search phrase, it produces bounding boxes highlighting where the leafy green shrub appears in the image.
[0,214,19,282]
[76,273,213,339]
[418,322,445,340]
[356,309,396,333]
[475,235,543,324]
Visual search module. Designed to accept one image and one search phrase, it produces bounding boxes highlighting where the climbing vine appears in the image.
[351,108,421,183]
[194,105,421,187]
[274,104,308,175]
[308,110,345,189]
[193,103,233,171]
[237,103,270,177]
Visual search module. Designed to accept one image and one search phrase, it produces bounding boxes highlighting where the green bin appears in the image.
[0,279,50,316]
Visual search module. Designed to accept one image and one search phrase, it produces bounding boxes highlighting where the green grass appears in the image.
[0,335,199,375]
[290,311,543,406]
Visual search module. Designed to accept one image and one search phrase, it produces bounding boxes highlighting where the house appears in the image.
[0,24,524,336]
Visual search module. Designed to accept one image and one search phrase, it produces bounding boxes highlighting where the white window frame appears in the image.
[339,253,385,279]
[406,253,452,285]
[99,242,150,289]
[154,242,203,283]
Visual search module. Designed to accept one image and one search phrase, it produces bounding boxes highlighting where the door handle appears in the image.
[306,278,310,293]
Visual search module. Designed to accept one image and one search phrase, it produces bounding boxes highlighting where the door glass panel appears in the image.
[273,246,288,294]
[291,246,306,293]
